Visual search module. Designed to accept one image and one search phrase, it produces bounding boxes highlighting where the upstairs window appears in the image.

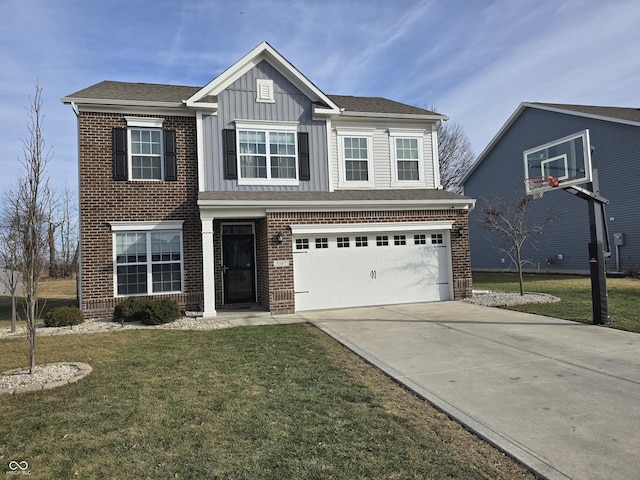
[112,118,177,182]
[389,129,425,186]
[395,138,420,181]
[344,137,370,181]
[337,128,375,187]
[224,121,308,186]
[238,129,297,180]
[130,129,163,180]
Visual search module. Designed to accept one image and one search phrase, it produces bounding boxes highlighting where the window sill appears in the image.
[237,178,300,187]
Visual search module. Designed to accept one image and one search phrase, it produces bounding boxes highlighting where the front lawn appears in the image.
[473,272,640,333]
[0,325,535,479]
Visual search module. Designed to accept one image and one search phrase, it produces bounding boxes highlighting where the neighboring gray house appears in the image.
[0,268,21,295]
[462,102,640,274]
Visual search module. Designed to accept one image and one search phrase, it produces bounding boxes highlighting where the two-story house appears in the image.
[62,42,474,320]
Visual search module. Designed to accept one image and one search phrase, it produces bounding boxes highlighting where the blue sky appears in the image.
[1,0,639,193]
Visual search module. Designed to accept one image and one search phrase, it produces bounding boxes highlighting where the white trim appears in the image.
[109,220,185,231]
[125,116,164,128]
[337,131,375,188]
[112,227,184,298]
[432,124,442,189]
[127,127,164,181]
[235,119,299,130]
[389,133,426,187]
[236,124,300,185]
[290,221,455,235]
[196,112,206,191]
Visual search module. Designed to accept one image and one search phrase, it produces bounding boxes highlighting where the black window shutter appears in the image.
[298,132,310,181]
[164,129,177,181]
[112,128,128,181]
[223,129,237,180]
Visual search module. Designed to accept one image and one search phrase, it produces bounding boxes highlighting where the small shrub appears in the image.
[113,297,181,325]
[44,306,85,327]
[113,297,152,323]
[143,298,181,325]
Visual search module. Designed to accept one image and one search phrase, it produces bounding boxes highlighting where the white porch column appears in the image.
[201,216,216,317]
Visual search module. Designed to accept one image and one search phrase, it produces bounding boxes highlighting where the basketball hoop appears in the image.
[524,175,558,199]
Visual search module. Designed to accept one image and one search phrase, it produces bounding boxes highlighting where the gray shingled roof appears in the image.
[63,81,200,104]
[63,80,439,116]
[533,103,640,124]
[327,95,440,116]
[198,189,470,203]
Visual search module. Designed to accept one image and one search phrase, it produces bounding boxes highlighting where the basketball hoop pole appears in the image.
[566,169,611,325]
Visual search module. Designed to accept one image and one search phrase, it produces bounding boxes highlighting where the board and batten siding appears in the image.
[464,107,640,274]
[201,60,329,192]
[330,120,437,190]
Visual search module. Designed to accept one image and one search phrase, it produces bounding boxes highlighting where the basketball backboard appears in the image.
[523,129,592,195]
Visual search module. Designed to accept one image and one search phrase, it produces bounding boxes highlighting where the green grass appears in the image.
[473,272,640,333]
[0,325,535,479]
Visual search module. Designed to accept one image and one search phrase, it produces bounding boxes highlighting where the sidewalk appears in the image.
[301,302,640,480]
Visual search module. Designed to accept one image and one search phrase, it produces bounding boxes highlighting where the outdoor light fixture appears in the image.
[275,232,284,244]
[456,226,465,238]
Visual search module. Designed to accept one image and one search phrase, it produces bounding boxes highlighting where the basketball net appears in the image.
[524,175,559,199]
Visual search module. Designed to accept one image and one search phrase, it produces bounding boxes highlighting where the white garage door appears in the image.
[293,229,452,311]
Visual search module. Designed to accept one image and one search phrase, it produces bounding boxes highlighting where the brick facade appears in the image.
[78,112,203,319]
[209,209,472,315]
[78,109,472,319]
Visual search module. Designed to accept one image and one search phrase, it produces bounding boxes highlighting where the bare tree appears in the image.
[12,83,52,372]
[481,195,557,295]
[0,192,22,333]
[437,120,475,193]
[56,182,79,278]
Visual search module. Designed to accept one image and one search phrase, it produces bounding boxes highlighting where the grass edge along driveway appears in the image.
[0,324,536,479]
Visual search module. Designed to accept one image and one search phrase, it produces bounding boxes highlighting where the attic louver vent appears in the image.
[256,79,274,103]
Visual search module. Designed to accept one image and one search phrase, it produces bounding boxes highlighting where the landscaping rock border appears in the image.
[0,362,92,395]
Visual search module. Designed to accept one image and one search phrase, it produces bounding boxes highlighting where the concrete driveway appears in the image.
[298,301,640,480]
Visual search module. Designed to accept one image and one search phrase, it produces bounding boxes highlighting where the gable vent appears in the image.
[256,79,275,103]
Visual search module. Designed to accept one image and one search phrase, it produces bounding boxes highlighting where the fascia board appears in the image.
[524,102,640,128]
[60,97,184,109]
[66,103,195,117]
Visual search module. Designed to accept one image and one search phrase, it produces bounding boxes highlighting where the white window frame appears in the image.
[125,117,166,181]
[389,129,426,187]
[110,221,184,297]
[336,127,375,188]
[235,120,300,186]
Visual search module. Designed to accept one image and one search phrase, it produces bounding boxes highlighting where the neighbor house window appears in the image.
[238,129,297,180]
[111,222,183,297]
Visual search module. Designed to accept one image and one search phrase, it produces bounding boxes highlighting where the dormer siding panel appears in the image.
[202,61,329,192]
